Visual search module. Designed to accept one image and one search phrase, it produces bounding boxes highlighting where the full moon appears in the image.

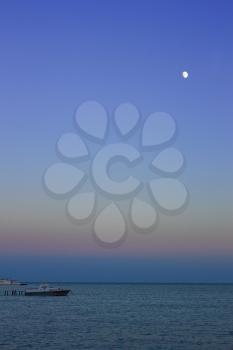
[182,71,189,79]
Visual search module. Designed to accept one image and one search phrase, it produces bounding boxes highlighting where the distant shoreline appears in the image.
[18,282,233,285]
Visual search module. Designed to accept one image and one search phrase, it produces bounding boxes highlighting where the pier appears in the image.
[2,289,25,296]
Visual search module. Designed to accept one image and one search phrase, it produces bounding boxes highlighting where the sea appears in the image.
[0,283,233,350]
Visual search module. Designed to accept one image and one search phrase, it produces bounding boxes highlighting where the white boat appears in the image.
[0,278,27,286]
[25,284,71,296]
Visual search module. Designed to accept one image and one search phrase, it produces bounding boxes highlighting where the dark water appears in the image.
[0,284,233,350]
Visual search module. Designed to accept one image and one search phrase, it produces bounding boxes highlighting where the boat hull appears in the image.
[25,289,70,296]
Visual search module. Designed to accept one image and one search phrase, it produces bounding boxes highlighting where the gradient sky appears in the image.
[0,0,233,282]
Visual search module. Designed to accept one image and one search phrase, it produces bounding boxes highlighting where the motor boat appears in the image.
[25,284,71,296]
[0,278,27,286]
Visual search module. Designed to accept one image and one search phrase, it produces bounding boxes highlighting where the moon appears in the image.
[182,71,189,79]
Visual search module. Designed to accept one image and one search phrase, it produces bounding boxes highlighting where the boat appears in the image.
[0,278,27,286]
[25,284,71,296]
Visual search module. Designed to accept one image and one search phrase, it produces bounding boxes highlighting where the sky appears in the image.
[0,0,233,282]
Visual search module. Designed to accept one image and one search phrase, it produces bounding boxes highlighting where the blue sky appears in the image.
[0,0,232,281]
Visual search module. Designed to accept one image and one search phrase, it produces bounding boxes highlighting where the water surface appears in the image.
[0,284,233,349]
